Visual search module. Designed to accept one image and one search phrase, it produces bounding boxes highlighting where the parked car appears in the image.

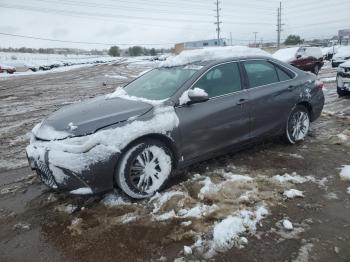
[336,60,350,96]
[26,54,324,198]
[0,64,16,74]
[273,46,324,75]
[332,46,350,68]
[322,45,339,60]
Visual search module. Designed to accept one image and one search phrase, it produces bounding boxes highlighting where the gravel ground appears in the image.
[1,62,350,262]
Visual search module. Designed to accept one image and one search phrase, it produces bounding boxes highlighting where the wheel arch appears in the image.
[119,133,180,169]
[296,101,314,121]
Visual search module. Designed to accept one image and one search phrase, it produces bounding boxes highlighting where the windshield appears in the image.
[123,66,199,100]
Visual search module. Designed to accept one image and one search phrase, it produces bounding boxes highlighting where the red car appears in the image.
[0,65,16,74]
[273,46,324,75]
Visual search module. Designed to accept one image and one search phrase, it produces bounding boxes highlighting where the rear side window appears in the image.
[194,62,242,98]
[243,60,279,88]
[276,66,292,81]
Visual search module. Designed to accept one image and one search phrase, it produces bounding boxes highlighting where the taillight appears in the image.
[315,80,324,90]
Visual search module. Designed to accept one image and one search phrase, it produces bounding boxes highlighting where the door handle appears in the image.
[287,85,295,91]
[237,98,248,105]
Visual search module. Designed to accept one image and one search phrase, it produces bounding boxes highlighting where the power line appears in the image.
[0,32,176,46]
[0,3,274,26]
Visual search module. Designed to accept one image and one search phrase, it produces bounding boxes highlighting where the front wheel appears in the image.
[115,139,173,199]
[285,105,310,144]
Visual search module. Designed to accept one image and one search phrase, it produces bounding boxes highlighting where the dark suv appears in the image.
[273,46,324,75]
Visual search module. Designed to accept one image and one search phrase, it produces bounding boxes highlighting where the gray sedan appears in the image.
[26,56,325,198]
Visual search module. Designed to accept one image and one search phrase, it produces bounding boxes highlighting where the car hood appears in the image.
[34,95,153,140]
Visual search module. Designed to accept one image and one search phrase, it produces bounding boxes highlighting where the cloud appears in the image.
[51,28,70,38]
[95,26,130,37]
[0,26,19,33]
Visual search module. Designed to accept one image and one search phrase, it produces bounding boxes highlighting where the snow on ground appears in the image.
[319,77,336,83]
[160,46,270,67]
[84,164,332,259]
[283,189,304,199]
[340,165,350,181]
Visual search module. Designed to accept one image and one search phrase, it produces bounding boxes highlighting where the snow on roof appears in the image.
[159,46,271,67]
[272,47,300,62]
[340,60,350,67]
[334,46,350,59]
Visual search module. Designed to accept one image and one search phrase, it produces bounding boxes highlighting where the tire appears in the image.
[313,64,320,75]
[115,139,173,199]
[285,105,310,144]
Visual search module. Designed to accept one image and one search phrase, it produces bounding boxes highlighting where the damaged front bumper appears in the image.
[26,139,119,195]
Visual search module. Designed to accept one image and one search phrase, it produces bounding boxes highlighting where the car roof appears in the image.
[194,55,274,67]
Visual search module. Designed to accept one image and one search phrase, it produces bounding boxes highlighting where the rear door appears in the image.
[242,59,299,139]
[175,61,250,161]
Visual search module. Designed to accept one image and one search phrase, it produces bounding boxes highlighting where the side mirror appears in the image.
[188,88,209,104]
[296,54,302,59]
[179,88,209,105]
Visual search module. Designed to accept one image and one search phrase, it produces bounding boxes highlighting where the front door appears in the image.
[175,62,250,162]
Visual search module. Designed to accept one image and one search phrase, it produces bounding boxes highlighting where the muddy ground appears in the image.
[1,62,350,262]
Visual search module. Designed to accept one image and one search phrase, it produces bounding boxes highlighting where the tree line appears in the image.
[108,46,167,57]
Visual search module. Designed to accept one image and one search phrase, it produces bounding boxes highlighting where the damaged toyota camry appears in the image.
[26,47,325,199]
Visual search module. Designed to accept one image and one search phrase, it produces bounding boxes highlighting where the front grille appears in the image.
[36,160,58,189]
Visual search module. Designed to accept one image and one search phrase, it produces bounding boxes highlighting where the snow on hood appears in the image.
[159,46,271,67]
[272,47,300,62]
[33,95,154,140]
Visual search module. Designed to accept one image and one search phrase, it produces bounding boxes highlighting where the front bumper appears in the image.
[337,72,350,93]
[26,143,119,194]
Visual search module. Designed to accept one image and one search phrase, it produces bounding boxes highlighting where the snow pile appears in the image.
[179,204,218,218]
[160,46,270,67]
[272,172,314,184]
[150,191,187,213]
[179,88,208,106]
[102,192,130,207]
[340,165,350,181]
[70,187,93,195]
[273,47,299,62]
[283,189,304,199]
[209,205,268,254]
[282,219,293,230]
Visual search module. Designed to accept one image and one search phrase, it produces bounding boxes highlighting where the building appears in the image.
[174,39,226,54]
[339,29,350,44]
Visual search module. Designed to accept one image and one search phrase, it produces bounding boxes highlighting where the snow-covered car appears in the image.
[0,64,16,74]
[26,47,325,199]
[336,60,350,96]
[273,46,324,75]
[332,46,350,68]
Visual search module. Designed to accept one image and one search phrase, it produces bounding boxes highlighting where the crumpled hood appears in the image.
[34,95,153,140]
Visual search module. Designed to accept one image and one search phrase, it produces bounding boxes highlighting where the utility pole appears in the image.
[253,32,258,47]
[277,1,282,49]
[214,0,222,46]
[230,32,233,46]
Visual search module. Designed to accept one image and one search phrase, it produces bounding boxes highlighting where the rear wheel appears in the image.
[115,139,173,199]
[285,105,310,144]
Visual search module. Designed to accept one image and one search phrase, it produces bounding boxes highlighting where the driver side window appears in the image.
[194,62,242,98]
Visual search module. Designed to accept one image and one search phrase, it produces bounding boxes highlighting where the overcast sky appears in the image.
[0,0,349,49]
